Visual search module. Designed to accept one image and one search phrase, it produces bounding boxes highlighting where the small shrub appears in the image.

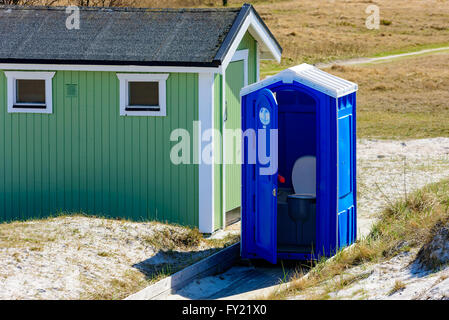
[389,280,406,295]
[97,251,113,257]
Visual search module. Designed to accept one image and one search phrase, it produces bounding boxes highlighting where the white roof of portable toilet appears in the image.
[240,63,358,98]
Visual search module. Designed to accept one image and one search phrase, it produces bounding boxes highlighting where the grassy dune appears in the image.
[252,0,449,70]
[272,179,449,299]
[325,52,449,139]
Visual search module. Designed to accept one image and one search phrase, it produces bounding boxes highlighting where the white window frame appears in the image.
[117,73,169,117]
[4,71,55,114]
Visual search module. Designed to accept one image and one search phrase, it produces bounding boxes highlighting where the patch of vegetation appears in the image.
[141,226,203,251]
[81,269,151,300]
[388,280,406,295]
[97,251,114,257]
[204,233,241,248]
[272,179,449,299]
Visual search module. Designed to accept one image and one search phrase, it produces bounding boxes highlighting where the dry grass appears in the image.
[252,0,449,71]
[271,179,449,299]
[0,215,239,300]
[388,280,406,295]
[24,0,449,69]
[324,52,449,139]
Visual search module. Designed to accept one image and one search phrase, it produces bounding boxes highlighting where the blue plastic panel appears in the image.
[337,93,357,249]
[338,206,356,247]
[338,115,352,197]
[241,88,278,264]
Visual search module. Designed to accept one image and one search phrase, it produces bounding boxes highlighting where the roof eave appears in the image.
[0,58,222,68]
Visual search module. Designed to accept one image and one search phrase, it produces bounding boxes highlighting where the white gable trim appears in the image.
[219,10,281,73]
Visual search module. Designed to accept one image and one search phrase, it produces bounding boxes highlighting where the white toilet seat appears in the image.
[291,156,316,197]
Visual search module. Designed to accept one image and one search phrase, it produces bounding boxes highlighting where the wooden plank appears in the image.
[125,243,240,300]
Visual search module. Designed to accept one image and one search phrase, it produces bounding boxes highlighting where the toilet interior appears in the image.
[276,89,317,254]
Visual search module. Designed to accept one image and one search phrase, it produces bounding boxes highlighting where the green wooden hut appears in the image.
[0,4,282,233]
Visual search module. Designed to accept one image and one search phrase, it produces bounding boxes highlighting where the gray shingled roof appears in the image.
[0,5,278,67]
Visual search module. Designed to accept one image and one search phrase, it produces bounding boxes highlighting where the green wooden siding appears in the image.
[0,70,199,226]
[238,32,258,84]
[225,60,244,212]
[213,32,258,229]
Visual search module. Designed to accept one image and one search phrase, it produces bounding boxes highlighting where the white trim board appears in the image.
[198,72,216,234]
[0,63,219,74]
[221,71,227,230]
[4,71,55,114]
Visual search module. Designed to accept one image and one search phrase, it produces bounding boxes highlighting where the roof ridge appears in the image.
[0,4,242,13]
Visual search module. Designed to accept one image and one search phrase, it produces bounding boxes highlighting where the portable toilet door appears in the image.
[241,64,358,263]
[241,88,279,264]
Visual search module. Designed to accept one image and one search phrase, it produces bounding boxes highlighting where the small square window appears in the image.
[16,79,46,107]
[4,71,55,114]
[128,81,159,111]
[117,73,169,117]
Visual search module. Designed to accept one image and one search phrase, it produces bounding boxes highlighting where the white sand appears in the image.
[291,137,449,300]
[357,137,449,237]
[0,217,219,300]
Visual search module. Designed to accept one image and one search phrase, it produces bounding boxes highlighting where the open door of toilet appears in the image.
[249,88,279,264]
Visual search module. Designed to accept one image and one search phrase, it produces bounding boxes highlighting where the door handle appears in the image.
[224,101,228,122]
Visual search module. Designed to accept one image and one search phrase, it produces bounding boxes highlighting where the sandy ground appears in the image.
[357,137,449,237]
[289,248,449,300]
[293,222,449,301]
[289,137,449,300]
[0,217,228,300]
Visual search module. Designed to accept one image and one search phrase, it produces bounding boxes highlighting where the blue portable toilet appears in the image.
[240,64,358,263]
